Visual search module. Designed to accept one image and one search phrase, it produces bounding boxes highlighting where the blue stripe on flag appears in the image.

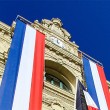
[83,57,100,109]
[0,20,26,110]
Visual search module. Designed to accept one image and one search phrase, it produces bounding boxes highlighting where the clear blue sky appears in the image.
[0,0,110,81]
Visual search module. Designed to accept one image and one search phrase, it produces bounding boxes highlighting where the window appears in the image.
[45,73,71,92]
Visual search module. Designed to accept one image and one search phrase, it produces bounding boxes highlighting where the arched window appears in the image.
[44,73,71,92]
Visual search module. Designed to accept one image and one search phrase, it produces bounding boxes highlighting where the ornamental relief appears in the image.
[0,31,11,54]
[45,47,81,72]
[0,31,4,37]
[43,93,74,110]
[2,33,11,41]
[41,18,71,41]
[43,86,74,106]
[0,40,10,53]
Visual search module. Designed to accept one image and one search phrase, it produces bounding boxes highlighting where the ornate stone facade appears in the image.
[0,21,12,84]
[33,18,83,110]
[0,17,109,110]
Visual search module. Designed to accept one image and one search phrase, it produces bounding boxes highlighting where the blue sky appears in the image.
[0,0,110,81]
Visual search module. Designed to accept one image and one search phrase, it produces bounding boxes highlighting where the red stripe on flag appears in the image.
[96,64,110,110]
[88,106,98,110]
[29,31,45,110]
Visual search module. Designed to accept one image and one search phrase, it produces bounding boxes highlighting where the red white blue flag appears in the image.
[83,90,98,110]
[76,80,98,110]
[0,19,45,110]
[83,57,110,110]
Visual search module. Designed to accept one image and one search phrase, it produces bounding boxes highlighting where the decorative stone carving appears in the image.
[43,82,74,110]
[41,18,71,40]
[0,21,12,85]
[45,47,81,74]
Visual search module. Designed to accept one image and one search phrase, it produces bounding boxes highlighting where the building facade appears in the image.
[0,17,109,110]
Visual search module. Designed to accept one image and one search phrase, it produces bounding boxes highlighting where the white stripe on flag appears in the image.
[12,25,36,110]
[89,61,108,110]
[83,90,98,108]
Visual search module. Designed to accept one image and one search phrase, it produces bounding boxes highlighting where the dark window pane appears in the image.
[46,74,52,83]
[45,73,71,92]
[63,84,68,91]
[54,79,60,87]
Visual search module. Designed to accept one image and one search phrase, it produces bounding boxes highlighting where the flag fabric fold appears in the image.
[76,80,88,110]
[76,80,98,110]
[83,90,98,110]
[0,19,45,110]
[83,57,110,110]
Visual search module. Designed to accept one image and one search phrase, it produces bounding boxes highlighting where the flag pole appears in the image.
[78,50,103,67]
[15,15,32,25]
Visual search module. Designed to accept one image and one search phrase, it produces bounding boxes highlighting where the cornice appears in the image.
[0,21,11,34]
[0,53,5,61]
[45,38,82,65]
